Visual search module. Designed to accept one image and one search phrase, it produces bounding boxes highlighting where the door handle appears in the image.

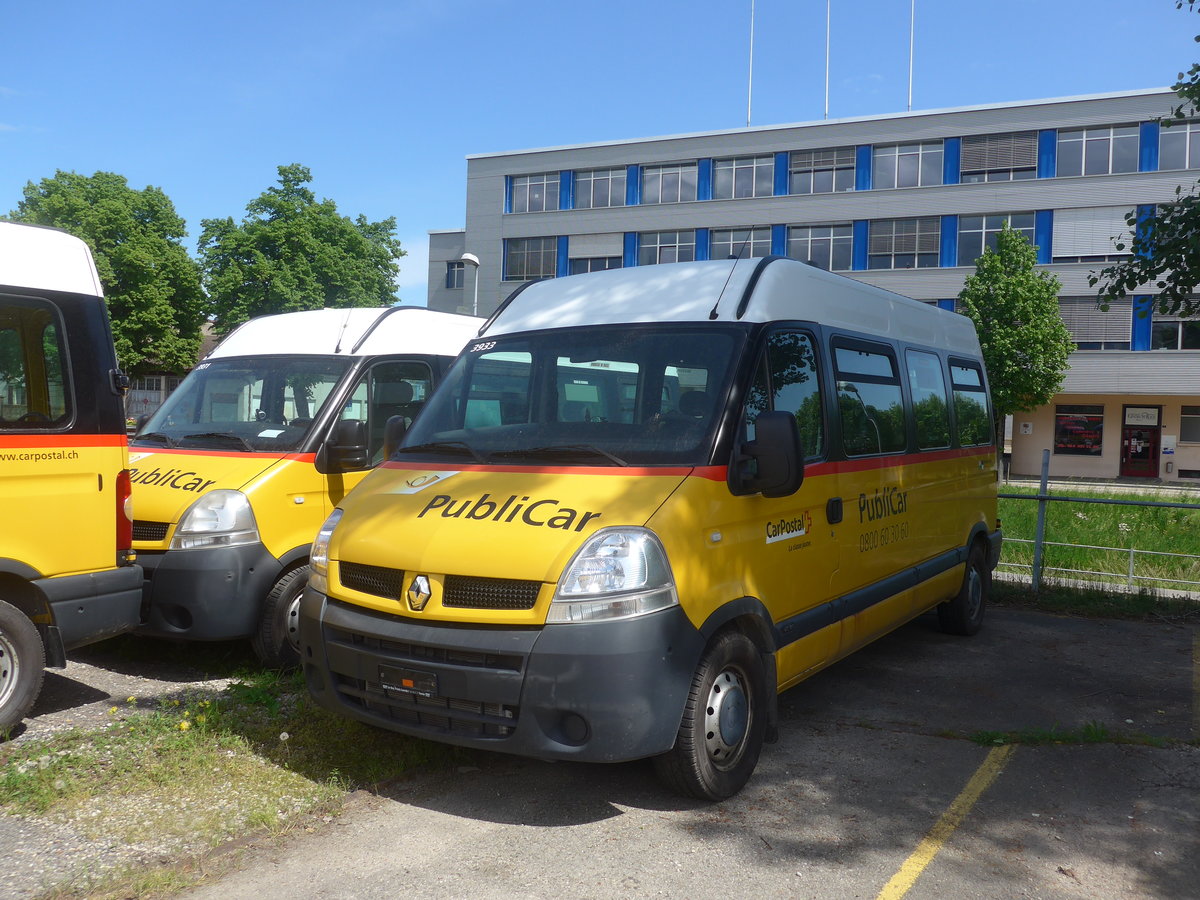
[826,497,843,525]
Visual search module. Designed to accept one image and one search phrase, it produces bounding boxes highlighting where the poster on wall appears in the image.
[1054,405,1104,456]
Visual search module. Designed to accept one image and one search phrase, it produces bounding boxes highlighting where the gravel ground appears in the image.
[0,638,248,899]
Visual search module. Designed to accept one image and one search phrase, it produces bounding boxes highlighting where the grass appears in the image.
[0,649,470,899]
[998,486,1200,596]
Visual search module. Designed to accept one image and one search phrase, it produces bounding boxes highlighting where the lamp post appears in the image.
[459,252,480,316]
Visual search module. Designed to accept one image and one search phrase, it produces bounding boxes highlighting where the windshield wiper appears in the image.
[180,432,255,452]
[393,441,488,464]
[133,431,177,448]
[488,445,629,467]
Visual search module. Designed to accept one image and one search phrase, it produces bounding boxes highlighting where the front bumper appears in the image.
[136,543,281,641]
[300,588,706,763]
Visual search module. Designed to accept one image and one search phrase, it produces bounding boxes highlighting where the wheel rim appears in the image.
[284,592,302,653]
[703,667,751,771]
[0,630,20,712]
[965,563,983,621]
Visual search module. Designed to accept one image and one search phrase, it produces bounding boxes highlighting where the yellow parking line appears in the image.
[876,744,1016,900]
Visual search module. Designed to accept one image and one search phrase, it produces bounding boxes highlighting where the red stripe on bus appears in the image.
[0,434,127,449]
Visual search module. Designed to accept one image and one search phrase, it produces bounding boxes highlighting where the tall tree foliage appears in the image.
[959,225,1074,437]
[1092,1,1200,314]
[199,164,405,333]
[8,171,205,374]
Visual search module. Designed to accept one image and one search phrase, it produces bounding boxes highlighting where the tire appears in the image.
[938,541,989,636]
[653,630,767,801]
[0,599,46,735]
[252,566,310,669]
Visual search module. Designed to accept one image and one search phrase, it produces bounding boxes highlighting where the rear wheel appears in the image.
[0,599,45,735]
[653,630,767,801]
[252,566,310,668]
[938,542,989,636]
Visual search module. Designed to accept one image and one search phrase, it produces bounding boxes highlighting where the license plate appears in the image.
[379,665,438,699]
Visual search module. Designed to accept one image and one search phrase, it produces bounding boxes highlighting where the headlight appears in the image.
[548,528,678,624]
[309,509,343,594]
[170,490,259,551]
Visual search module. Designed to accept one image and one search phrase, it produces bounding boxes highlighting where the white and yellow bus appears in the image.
[129,306,482,666]
[0,222,142,732]
[299,258,1001,799]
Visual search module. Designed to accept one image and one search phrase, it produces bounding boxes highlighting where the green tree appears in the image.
[959,225,1074,439]
[7,171,205,375]
[1092,1,1200,315]
[199,164,405,333]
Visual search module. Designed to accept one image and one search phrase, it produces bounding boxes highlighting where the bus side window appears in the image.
[742,329,824,458]
[0,299,70,428]
[949,360,991,446]
[906,349,951,450]
[834,341,905,456]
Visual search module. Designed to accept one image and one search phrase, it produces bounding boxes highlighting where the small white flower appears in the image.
[280,732,290,742]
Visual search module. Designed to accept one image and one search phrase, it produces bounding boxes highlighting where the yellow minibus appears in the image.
[299,258,1001,799]
[129,307,482,666]
[0,222,141,732]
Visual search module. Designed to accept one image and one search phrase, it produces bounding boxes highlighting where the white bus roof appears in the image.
[0,222,103,298]
[210,307,483,360]
[484,258,980,353]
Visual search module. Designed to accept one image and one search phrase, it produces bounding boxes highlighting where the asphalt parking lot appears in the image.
[8,606,1199,899]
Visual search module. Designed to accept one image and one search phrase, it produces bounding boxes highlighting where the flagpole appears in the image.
[747,0,755,127]
[824,0,831,119]
[907,0,915,111]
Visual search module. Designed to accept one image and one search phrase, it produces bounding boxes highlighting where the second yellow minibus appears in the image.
[299,258,1001,799]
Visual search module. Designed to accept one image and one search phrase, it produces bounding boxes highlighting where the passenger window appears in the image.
[342,361,433,463]
[744,330,824,458]
[906,349,951,450]
[464,350,532,428]
[834,342,905,456]
[950,361,991,446]
[0,298,70,428]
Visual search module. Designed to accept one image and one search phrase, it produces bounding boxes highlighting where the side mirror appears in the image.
[316,419,369,474]
[134,413,151,435]
[382,415,408,463]
[730,410,804,498]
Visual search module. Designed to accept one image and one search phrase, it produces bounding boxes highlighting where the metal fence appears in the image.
[998,450,1200,596]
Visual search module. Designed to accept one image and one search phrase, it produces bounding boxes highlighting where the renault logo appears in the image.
[407,574,432,611]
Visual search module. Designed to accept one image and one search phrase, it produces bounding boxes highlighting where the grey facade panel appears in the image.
[1061,351,1200,395]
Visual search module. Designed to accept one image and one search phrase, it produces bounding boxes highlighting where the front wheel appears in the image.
[653,630,767,801]
[252,565,310,668]
[938,542,989,636]
[0,599,46,735]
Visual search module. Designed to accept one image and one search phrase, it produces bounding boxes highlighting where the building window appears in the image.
[787,224,852,271]
[638,231,696,265]
[574,168,626,209]
[1056,126,1139,177]
[868,217,940,269]
[1054,404,1104,456]
[789,147,855,194]
[1159,120,1200,170]
[641,163,698,205]
[1059,296,1131,350]
[712,156,774,199]
[569,257,622,275]
[504,237,558,281]
[710,227,772,260]
[1181,406,1200,442]
[1151,317,1200,350]
[445,261,465,289]
[872,141,943,189]
[960,131,1038,183]
[510,172,560,213]
[957,212,1036,266]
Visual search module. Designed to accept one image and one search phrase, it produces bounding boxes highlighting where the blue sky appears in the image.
[3,1,1198,305]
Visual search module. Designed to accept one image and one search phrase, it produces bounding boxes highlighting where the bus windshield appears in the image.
[133,355,353,452]
[400,324,744,467]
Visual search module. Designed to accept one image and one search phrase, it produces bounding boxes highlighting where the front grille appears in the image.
[334,674,517,738]
[340,562,404,601]
[443,574,541,610]
[133,521,169,542]
[338,564,542,611]
[325,614,523,672]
